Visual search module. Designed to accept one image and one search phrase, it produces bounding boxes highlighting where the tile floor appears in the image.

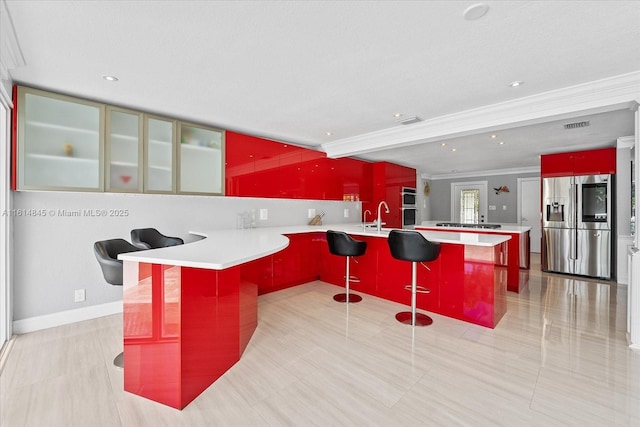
[1,254,639,426]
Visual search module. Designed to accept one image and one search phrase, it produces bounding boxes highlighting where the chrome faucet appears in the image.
[376,201,390,232]
[363,209,372,230]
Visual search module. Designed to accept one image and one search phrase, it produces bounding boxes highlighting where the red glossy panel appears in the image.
[572,147,616,175]
[367,162,416,228]
[241,255,274,294]
[541,148,616,177]
[416,227,525,293]
[274,233,319,289]
[540,152,574,177]
[124,261,256,409]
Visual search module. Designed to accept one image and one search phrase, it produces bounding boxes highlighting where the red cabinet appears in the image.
[242,232,321,295]
[364,161,416,228]
[273,233,320,291]
[541,148,616,177]
[225,131,380,202]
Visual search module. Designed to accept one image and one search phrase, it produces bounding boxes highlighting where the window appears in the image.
[460,189,479,223]
[451,181,488,223]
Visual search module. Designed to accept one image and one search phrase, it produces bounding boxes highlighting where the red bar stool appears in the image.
[387,230,441,326]
[326,230,367,303]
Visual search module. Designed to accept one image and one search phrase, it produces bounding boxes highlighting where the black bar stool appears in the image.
[94,238,144,367]
[326,230,367,303]
[387,230,441,326]
[131,228,184,249]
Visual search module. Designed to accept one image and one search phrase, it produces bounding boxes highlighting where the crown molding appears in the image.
[322,71,640,158]
[0,0,25,81]
[422,166,540,181]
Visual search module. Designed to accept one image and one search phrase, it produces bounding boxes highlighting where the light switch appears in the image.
[489,205,496,211]
[260,208,268,220]
[308,208,316,218]
[344,209,349,218]
[503,205,507,211]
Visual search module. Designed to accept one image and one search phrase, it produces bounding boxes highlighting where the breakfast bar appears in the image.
[118,225,510,409]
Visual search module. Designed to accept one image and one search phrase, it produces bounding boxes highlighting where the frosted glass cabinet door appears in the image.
[106,107,143,192]
[18,87,104,190]
[178,123,224,195]
[144,116,176,193]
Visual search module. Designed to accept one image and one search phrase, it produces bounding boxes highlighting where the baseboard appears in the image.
[12,301,123,334]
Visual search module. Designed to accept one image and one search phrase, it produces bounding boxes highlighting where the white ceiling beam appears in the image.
[322,71,640,158]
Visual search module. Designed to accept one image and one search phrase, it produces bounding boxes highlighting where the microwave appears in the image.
[401,187,417,206]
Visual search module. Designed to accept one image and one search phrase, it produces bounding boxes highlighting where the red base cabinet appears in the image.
[416,226,528,293]
[318,233,506,328]
[242,232,321,295]
[123,262,257,410]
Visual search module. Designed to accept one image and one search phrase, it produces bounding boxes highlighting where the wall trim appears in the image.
[424,166,539,181]
[12,301,123,334]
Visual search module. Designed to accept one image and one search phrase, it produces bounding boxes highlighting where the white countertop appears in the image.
[119,223,510,270]
[418,221,531,234]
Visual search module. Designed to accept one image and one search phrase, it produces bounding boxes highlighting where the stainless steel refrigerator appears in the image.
[542,174,614,279]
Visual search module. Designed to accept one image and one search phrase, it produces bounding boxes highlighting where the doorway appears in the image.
[518,177,542,253]
[451,181,488,223]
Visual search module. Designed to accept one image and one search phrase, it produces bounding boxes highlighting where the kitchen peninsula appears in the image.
[118,225,510,409]
[416,221,532,293]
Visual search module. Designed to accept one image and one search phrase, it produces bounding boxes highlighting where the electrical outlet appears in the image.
[344,208,349,218]
[260,208,268,220]
[308,208,316,218]
[74,289,85,302]
[503,205,507,211]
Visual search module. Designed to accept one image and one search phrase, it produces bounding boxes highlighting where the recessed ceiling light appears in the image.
[326,131,333,136]
[441,142,447,147]
[102,75,118,82]
[498,141,505,145]
[452,169,459,173]
[394,113,403,118]
[451,148,457,152]
[491,134,497,139]
[508,81,524,87]
[463,3,489,21]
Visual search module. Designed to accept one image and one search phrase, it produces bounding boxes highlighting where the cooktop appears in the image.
[434,222,501,229]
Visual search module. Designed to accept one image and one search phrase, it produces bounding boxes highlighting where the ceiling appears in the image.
[3,1,640,179]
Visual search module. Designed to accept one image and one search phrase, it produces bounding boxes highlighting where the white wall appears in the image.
[12,191,360,324]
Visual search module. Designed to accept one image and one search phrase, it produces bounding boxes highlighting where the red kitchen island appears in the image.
[118,225,510,409]
[416,221,531,293]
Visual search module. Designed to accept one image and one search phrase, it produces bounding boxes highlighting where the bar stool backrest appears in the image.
[327,230,367,257]
[388,230,440,263]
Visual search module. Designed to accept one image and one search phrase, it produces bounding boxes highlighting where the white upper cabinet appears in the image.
[18,87,104,191]
[106,107,143,192]
[145,115,176,193]
[15,86,225,196]
[178,123,224,195]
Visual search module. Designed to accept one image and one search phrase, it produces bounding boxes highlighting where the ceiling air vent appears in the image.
[398,116,422,125]
[563,120,590,130]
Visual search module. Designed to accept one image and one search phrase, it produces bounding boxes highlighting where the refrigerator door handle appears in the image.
[568,183,578,229]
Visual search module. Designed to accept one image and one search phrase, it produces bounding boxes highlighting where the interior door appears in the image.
[518,177,542,252]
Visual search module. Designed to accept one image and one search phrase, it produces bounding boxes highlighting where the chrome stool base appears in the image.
[333,292,363,303]
[113,351,124,369]
[395,311,433,326]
